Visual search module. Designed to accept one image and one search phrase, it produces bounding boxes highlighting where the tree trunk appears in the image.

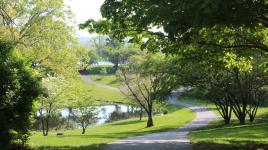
[82,127,86,134]
[44,116,49,136]
[139,107,143,121]
[38,109,46,136]
[114,63,119,72]
[146,111,153,127]
[214,97,232,124]
[41,118,46,136]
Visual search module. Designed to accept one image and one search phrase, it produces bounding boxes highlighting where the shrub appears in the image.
[86,66,116,74]
[0,41,41,149]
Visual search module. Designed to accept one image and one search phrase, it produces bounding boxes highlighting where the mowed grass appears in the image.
[85,83,129,104]
[74,77,131,105]
[181,97,268,150]
[189,120,268,150]
[30,105,195,150]
[90,75,122,88]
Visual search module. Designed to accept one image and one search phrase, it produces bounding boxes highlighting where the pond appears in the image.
[92,61,114,66]
[61,105,141,125]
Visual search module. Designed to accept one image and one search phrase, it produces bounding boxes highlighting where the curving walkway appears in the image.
[81,75,217,150]
[103,91,217,150]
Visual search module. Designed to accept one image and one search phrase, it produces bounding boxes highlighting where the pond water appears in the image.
[61,105,140,124]
[92,61,114,66]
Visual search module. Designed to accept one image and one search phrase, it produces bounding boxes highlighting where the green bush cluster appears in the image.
[0,41,41,149]
[86,66,117,74]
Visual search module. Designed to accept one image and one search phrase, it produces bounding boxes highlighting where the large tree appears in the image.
[81,0,268,54]
[0,0,79,77]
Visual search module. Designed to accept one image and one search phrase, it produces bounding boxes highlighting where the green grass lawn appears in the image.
[181,97,268,150]
[70,77,131,105]
[189,120,268,150]
[30,105,195,150]
[83,82,129,104]
[90,75,122,88]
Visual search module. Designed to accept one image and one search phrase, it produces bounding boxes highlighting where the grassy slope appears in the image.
[180,97,268,150]
[71,77,130,105]
[90,75,122,88]
[30,105,195,150]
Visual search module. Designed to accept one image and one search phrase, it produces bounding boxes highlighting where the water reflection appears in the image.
[61,105,140,125]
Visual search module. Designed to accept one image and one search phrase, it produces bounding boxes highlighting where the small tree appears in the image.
[73,101,98,134]
[120,53,175,127]
[38,76,66,136]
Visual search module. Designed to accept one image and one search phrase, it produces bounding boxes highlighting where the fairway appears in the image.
[30,105,195,150]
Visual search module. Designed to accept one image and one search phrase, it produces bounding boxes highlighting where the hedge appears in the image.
[86,65,117,74]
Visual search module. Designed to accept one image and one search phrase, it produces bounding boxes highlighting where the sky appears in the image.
[65,0,105,37]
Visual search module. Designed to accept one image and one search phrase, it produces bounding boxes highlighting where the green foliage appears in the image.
[121,52,178,127]
[76,46,99,70]
[0,40,41,149]
[81,0,268,53]
[99,67,107,75]
[73,100,98,134]
[0,0,80,78]
[102,37,140,70]
[86,65,116,74]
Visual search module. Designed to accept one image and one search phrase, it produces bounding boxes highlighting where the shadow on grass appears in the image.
[111,120,145,126]
[54,127,176,139]
[35,143,106,150]
[193,141,268,150]
[191,120,268,150]
[108,78,121,86]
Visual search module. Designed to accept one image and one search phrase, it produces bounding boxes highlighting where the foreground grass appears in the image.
[189,120,268,150]
[181,97,268,150]
[90,75,122,88]
[30,105,195,150]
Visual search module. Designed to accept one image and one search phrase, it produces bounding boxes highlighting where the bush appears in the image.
[0,41,41,149]
[86,66,117,74]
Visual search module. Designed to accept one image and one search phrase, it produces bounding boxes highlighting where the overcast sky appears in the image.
[65,0,105,37]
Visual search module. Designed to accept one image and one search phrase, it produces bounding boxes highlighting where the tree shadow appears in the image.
[35,143,106,150]
[108,78,121,86]
[193,141,268,150]
[111,120,145,126]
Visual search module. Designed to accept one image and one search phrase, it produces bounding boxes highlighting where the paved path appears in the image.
[103,91,217,150]
[82,75,120,92]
